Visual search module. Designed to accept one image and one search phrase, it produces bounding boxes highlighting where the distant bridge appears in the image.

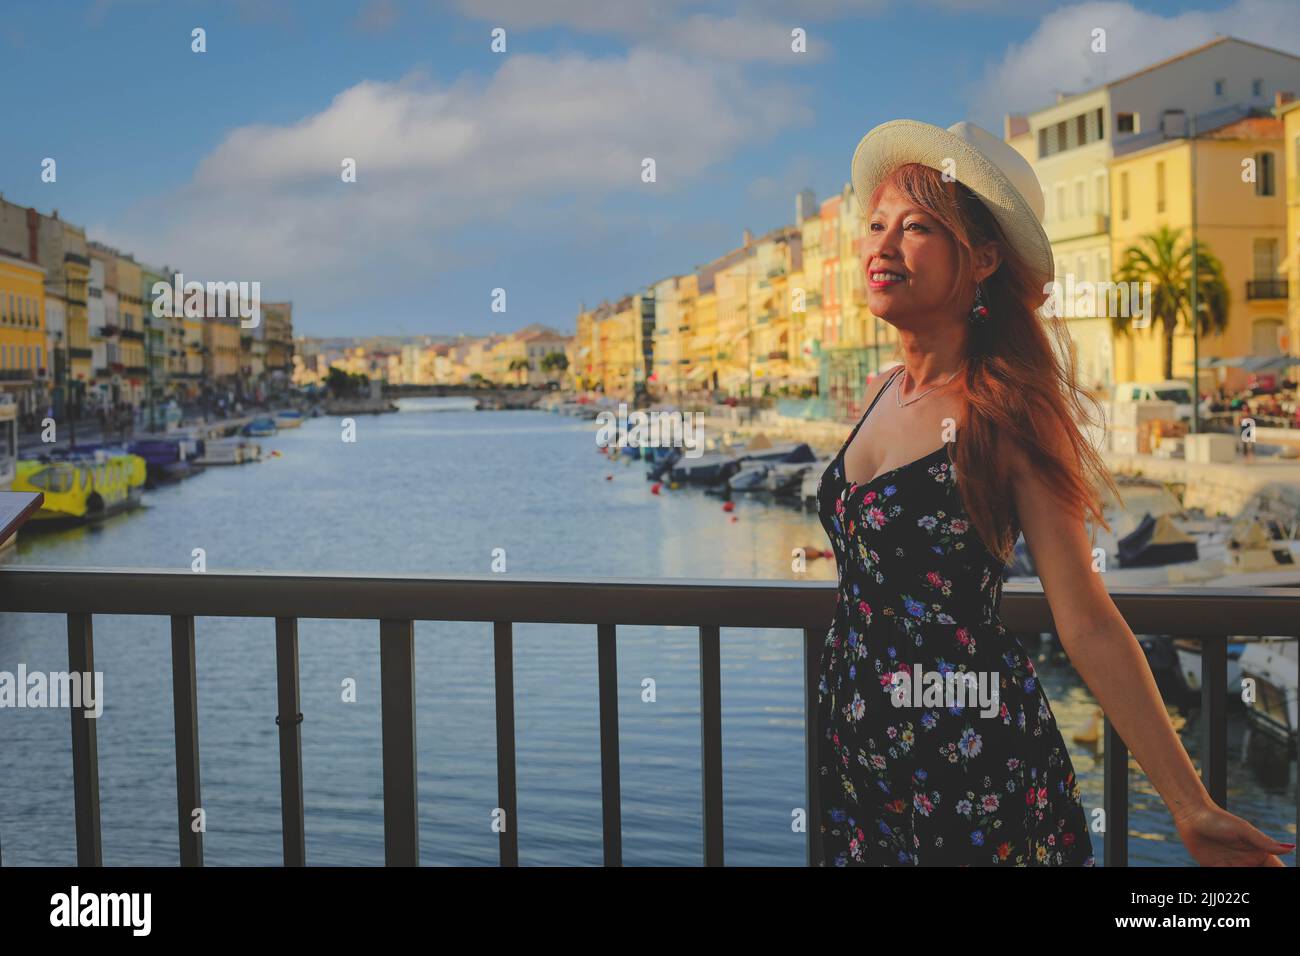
[382,384,553,408]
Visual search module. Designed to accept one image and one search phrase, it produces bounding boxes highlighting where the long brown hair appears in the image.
[876,163,1115,560]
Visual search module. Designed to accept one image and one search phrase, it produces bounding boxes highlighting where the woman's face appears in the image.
[862,182,962,329]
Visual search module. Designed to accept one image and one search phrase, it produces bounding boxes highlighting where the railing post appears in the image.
[493,621,519,867]
[170,615,203,866]
[275,617,306,866]
[1199,637,1227,809]
[699,624,724,866]
[1103,716,1128,867]
[67,612,102,867]
[803,627,823,867]
[596,622,622,866]
[379,619,418,866]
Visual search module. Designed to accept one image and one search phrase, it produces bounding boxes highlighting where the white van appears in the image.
[1113,380,1197,421]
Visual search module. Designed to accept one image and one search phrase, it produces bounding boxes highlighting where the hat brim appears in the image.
[850,119,1054,292]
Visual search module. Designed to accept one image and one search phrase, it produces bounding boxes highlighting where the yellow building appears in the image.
[0,251,47,415]
[1277,94,1300,361]
[203,315,241,381]
[686,284,717,394]
[1109,113,1288,389]
[1006,36,1300,391]
[599,296,638,399]
[36,216,92,399]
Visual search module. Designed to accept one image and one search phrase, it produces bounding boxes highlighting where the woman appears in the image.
[815,119,1295,866]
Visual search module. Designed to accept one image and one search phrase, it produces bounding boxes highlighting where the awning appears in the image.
[1200,354,1299,371]
[1241,354,1300,372]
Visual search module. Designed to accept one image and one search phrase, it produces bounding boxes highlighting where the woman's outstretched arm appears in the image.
[1008,433,1294,866]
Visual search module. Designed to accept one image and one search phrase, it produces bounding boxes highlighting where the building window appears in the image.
[1075,178,1086,217]
[1255,151,1275,196]
[1155,161,1166,212]
[1095,170,1108,215]
[1076,114,1087,146]
[1055,184,1066,220]
[1056,120,1066,153]
[1096,107,1105,140]
[1253,238,1279,279]
[1214,78,1225,96]
[1117,112,1136,134]
[1120,171,1130,220]
[1252,78,1263,96]
[1038,127,1048,157]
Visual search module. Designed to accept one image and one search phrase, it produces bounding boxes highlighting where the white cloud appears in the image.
[107,49,811,304]
[969,0,1300,124]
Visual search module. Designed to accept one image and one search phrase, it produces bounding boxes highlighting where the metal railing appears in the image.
[1,567,1297,867]
[1246,279,1289,300]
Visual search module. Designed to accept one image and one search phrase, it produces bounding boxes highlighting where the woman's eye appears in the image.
[905,222,927,232]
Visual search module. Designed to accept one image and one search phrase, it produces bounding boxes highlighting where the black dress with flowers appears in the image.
[814,370,1095,866]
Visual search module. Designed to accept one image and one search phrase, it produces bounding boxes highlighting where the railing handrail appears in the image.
[2,566,1300,635]
[2,566,1296,867]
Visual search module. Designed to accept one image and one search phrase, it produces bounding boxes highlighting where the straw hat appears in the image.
[850,119,1054,290]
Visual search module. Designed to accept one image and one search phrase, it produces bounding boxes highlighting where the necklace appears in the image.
[895,366,961,408]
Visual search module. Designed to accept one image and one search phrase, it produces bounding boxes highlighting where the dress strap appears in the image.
[838,365,903,456]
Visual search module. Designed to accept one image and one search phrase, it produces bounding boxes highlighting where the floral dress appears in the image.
[815,369,1095,866]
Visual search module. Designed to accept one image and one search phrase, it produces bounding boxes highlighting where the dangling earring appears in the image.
[969,284,989,324]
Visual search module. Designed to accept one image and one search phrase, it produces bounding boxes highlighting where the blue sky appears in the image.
[2,0,1297,337]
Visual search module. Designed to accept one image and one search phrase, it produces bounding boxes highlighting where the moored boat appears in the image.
[195,437,263,465]
[12,451,147,528]
[274,409,304,428]
[1239,639,1298,747]
[242,416,279,437]
[127,437,202,486]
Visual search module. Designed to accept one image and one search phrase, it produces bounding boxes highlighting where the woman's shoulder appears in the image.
[861,365,902,408]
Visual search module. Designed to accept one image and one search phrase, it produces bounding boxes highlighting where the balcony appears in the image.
[120,328,144,341]
[0,567,1294,867]
[68,346,93,359]
[1246,279,1289,300]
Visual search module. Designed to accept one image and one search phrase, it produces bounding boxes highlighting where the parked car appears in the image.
[1113,380,1203,421]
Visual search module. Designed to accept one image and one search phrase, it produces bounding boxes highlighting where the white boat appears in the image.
[1238,639,1298,746]
[801,460,832,505]
[765,460,818,496]
[196,437,263,465]
[1008,478,1300,588]
[1172,638,1248,695]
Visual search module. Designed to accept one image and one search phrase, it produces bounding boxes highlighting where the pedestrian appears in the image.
[813,117,1290,867]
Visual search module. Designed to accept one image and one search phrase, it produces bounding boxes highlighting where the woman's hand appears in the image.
[1173,801,1296,866]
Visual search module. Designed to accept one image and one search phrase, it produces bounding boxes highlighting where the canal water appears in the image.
[1,398,1293,865]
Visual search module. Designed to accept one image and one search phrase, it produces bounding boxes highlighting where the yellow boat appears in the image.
[13,452,147,528]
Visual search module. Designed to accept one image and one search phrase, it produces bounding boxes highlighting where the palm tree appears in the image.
[504,356,530,387]
[1112,224,1229,381]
